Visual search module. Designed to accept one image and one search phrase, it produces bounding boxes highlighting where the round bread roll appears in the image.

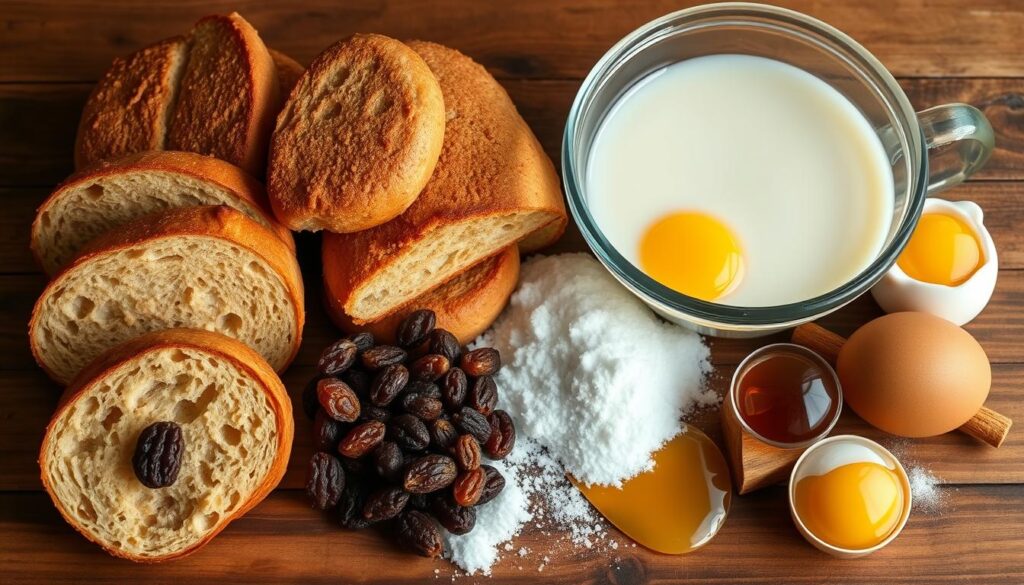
[325,246,519,345]
[39,328,293,562]
[267,33,445,233]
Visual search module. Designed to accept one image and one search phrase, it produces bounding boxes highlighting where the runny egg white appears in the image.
[587,54,894,306]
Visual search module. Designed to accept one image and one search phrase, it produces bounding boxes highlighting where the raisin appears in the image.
[341,368,371,397]
[370,363,408,406]
[431,494,477,535]
[468,375,498,415]
[132,421,184,489]
[347,331,375,352]
[387,414,430,451]
[428,329,462,363]
[337,479,372,529]
[359,402,392,423]
[306,452,346,510]
[452,468,485,506]
[440,368,468,411]
[452,434,482,470]
[401,393,444,421]
[407,492,430,511]
[404,380,441,400]
[397,309,436,348]
[409,354,450,382]
[429,419,459,451]
[460,348,500,377]
[340,456,368,477]
[403,454,458,494]
[477,465,506,505]
[395,510,444,558]
[301,376,323,420]
[362,487,410,522]
[373,441,405,482]
[317,378,361,422]
[313,409,343,452]
[451,407,492,444]
[361,345,407,370]
[317,339,358,375]
[337,421,386,458]
[484,410,516,460]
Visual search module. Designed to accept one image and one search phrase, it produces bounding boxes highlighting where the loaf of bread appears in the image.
[268,34,445,233]
[32,150,293,276]
[39,328,293,562]
[30,205,304,385]
[321,41,565,322]
[75,13,283,176]
[326,246,519,345]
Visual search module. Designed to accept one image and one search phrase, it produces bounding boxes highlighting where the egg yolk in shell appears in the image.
[897,212,983,286]
[639,212,744,301]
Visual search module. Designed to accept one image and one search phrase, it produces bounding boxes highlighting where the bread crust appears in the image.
[29,205,305,383]
[268,49,304,97]
[39,328,293,562]
[267,34,445,233]
[326,246,519,345]
[167,13,281,176]
[31,150,295,275]
[321,41,565,321]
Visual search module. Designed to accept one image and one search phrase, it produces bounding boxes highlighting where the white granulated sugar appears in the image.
[908,465,947,514]
[476,253,713,486]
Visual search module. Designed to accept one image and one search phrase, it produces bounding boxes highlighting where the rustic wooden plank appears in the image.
[1,78,1022,187]
[4,0,1024,82]
[1,485,1021,584]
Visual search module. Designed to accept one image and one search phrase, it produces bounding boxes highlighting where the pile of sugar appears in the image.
[446,254,714,575]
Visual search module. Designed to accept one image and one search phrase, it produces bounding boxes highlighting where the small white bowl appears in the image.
[788,435,911,558]
[871,198,998,325]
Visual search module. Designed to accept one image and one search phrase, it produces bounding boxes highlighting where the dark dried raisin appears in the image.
[401,393,444,421]
[361,345,407,370]
[362,486,409,522]
[387,414,430,451]
[429,419,459,450]
[404,380,441,400]
[306,452,346,510]
[407,493,430,511]
[452,468,485,506]
[468,375,498,415]
[431,494,476,535]
[359,402,392,423]
[373,441,404,483]
[317,339,358,375]
[428,329,462,363]
[440,368,468,411]
[370,363,408,406]
[460,348,500,377]
[451,407,492,444]
[397,309,436,348]
[337,480,371,529]
[132,421,184,488]
[395,510,443,558]
[313,409,343,452]
[409,354,450,382]
[338,421,386,458]
[317,378,361,422]
[341,368,371,397]
[452,434,482,470]
[403,454,458,494]
[477,465,506,505]
[340,456,368,477]
[484,410,516,460]
[347,331,375,352]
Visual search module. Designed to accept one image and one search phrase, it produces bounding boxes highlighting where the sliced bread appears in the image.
[326,246,519,345]
[30,205,304,385]
[320,41,566,322]
[267,34,445,233]
[269,49,304,96]
[40,328,293,562]
[32,150,293,276]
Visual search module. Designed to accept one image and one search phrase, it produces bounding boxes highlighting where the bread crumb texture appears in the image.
[42,346,279,559]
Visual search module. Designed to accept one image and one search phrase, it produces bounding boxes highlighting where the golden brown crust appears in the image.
[268,49,304,97]
[28,205,305,382]
[321,41,565,319]
[32,150,295,274]
[74,37,187,170]
[39,328,293,562]
[326,246,519,345]
[267,34,445,233]
[167,13,281,176]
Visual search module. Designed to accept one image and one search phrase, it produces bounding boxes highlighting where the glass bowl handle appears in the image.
[918,103,994,195]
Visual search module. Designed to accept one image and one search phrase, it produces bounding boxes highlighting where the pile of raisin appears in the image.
[303,309,515,558]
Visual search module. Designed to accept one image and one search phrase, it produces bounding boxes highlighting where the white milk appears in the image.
[587,54,894,306]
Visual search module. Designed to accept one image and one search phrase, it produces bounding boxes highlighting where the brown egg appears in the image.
[837,312,991,437]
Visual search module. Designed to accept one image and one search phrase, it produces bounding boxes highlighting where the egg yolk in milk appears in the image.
[897,212,983,286]
[794,461,904,550]
[639,212,744,301]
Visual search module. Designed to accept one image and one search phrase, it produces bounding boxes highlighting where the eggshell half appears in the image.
[837,312,991,437]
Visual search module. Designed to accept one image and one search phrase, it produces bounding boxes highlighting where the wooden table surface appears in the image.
[2,1,1023,583]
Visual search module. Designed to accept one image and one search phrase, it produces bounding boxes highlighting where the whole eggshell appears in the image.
[837,312,991,437]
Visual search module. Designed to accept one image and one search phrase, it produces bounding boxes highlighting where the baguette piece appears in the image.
[32,150,294,276]
[269,49,304,96]
[40,328,293,562]
[268,34,445,233]
[321,41,566,322]
[326,246,519,345]
[30,205,304,385]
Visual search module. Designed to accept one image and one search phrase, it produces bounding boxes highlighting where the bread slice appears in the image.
[320,41,565,322]
[326,246,519,345]
[267,34,445,233]
[166,13,281,176]
[269,49,304,96]
[32,150,294,276]
[74,37,188,170]
[30,205,304,385]
[39,328,293,562]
